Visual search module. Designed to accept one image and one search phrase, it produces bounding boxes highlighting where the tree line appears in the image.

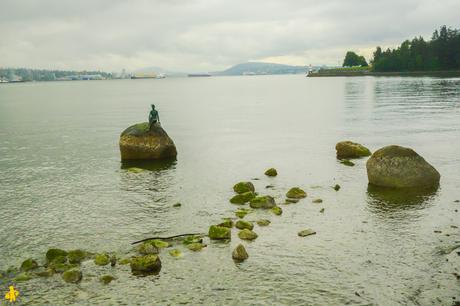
[0,68,113,82]
[343,26,460,72]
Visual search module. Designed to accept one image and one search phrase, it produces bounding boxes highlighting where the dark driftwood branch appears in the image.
[131,233,204,245]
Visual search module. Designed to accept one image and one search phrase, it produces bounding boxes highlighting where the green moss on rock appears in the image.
[232,244,249,261]
[67,249,87,264]
[336,141,371,159]
[286,187,307,199]
[187,242,206,252]
[182,235,203,245]
[14,272,32,282]
[238,229,258,241]
[312,198,323,203]
[264,168,278,177]
[271,206,282,216]
[208,225,231,240]
[235,220,254,230]
[218,218,234,228]
[94,254,110,266]
[250,195,276,209]
[130,255,162,275]
[230,191,256,204]
[62,268,82,283]
[20,258,38,272]
[169,249,182,258]
[256,219,271,226]
[138,242,159,255]
[298,229,316,237]
[119,258,131,265]
[233,182,255,194]
[46,248,68,263]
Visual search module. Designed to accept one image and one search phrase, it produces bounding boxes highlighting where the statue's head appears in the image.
[151,104,156,110]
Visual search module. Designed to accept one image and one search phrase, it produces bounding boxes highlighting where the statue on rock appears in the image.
[119,105,177,161]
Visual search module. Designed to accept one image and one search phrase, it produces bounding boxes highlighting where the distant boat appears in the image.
[188,74,211,77]
[131,72,157,79]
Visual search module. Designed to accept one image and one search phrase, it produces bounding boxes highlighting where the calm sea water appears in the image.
[0,75,459,305]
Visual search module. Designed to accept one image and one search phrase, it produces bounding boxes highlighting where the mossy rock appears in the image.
[67,249,87,264]
[62,268,82,283]
[235,220,254,230]
[182,235,203,245]
[119,258,131,265]
[230,191,256,204]
[271,206,282,216]
[238,229,258,241]
[235,208,252,219]
[286,187,307,199]
[340,159,355,166]
[264,168,278,177]
[14,272,32,282]
[51,263,78,273]
[20,258,38,272]
[336,141,371,159]
[138,242,159,255]
[46,248,68,263]
[232,244,249,261]
[169,249,182,258]
[35,268,54,277]
[218,218,234,228]
[250,195,276,209]
[233,182,255,194]
[298,229,316,237]
[187,243,206,252]
[100,275,116,285]
[130,255,162,275]
[94,254,110,266]
[150,240,169,249]
[49,255,67,265]
[285,198,299,204]
[208,225,231,240]
[366,145,440,189]
[256,219,271,226]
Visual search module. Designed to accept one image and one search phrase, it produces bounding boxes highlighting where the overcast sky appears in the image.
[1,0,459,73]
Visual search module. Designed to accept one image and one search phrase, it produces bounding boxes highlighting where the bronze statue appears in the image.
[149,104,160,128]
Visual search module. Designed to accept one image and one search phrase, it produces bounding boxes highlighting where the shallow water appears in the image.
[0,75,459,305]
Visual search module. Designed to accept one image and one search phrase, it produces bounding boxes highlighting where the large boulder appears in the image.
[119,122,177,161]
[366,145,440,189]
[336,141,371,159]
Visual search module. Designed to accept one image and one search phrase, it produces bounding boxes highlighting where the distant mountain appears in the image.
[215,62,307,76]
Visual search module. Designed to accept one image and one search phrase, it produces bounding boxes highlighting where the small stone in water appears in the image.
[312,198,323,203]
[169,249,182,258]
[271,206,282,215]
[187,243,206,252]
[232,244,249,261]
[264,168,278,177]
[333,184,341,191]
[94,254,110,266]
[173,202,182,207]
[320,208,325,213]
[256,219,271,226]
[62,268,82,283]
[298,229,316,237]
[238,229,258,241]
[235,220,254,230]
[285,198,299,204]
[340,159,355,166]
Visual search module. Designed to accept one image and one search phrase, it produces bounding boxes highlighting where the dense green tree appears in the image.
[343,51,368,67]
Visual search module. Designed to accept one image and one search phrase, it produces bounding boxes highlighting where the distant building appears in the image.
[131,72,157,79]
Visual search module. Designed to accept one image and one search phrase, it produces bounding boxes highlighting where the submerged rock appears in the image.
[250,195,276,209]
[235,208,252,219]
[218,218,234,228]
[256,219,271,226]
[119,258,131,265]
[130,255,162,275]
[187,242,206,252]
[182,235,203,245]
[264,168,278,177]
[52,263,77,273]
[150,240,169,249]
[208,225,231,240]
[336,141,371,159]
[233,182,255,194]
[46,248,68,263]
[238,229,258,241]
[20,258,38,272]
[14,272,32,282]
[62,268,82,283]
[286,187,307,199]
[169,249,182,258]
[173,202,182,207]
[35,268,54,277]
[100,275,116,285]
[298,229,316,237]
[340,159,355,166]
[94,254,110,266]
[235,220,254,230]
[285,198,299,204]
[366,145,440,189]
[230,191,256,204]
[138,242,159,255]
[232,244,249,261]
[119,122,177,161]
[67,249,87,264]
[271,206,283,215]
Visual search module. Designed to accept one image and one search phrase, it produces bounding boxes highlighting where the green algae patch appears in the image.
[46,248,68,263]
[238,229,258,241]
[208,225,231,240]
[169,249,182,258]
[20,258,38,272]
[249,195,276,209]
[187,243,206,252]
[130,255,162,275]
[94,254,110,266]
[233,182,255,194]
[230,191,256,204]
[271,206,283,216]
[218,218,234,228]
[235,220,254,230]
[62,268,82,283]
[286,187,307,199]
[256,219,271,226]
[183,235,203,245]
[67,249,87,264]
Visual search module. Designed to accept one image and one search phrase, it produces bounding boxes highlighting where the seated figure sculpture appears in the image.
[149,104,160,129]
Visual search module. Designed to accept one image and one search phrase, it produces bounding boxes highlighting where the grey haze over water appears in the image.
[1,0,459,72]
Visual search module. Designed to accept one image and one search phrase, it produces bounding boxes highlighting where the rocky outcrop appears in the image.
[119,122,177,161]
[366,145,440,189]
[336,141,371,159]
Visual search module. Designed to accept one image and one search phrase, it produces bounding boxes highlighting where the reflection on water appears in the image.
[120,158,177,171]
[366,184,438,216]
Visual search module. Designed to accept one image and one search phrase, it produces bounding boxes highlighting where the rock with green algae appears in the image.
[286,187,307,199]
[218,218,234,228]
[256,219,271,226]
[138,242,159,255]
[235,208,252,219]
[264,168,278,177]
[130,255,162,275]
[51,263,78,273]
[62,268,82,284]
[208,225,231,240]
[119,258,131,265]
[35,268,54,277]
[67,249,87,264]
[169,249,182,258]
[333,184,341,191]
[230,191,256,204]
[366,145,440,189]
[150,239,169,249]
[235,220,254,230]
[271,206,282,216]
[250,195,276,209]
[238,229,258,241]
[336,141,371,159]
[340,159,355,166]
[46,248,68,263]
[119,122,177,161]
[187,242,206,252]
[100,275,116,285]
[20,258,38,272]
[182,235,203,245]
[298,229,316,237]
[94,254,110,266]
[233,182,255,194]
[13,272,32,282]
[312,198,323,203]
[284,198,299,204]
[232,244,249,261]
